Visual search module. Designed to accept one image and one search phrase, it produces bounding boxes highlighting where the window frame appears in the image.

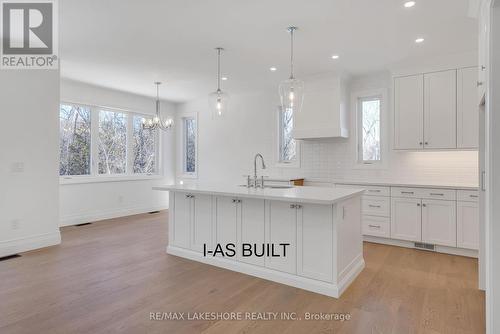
[59,101,162,184]
[352,89,388,170]
[178,112,198,179]
[275,106,301,168]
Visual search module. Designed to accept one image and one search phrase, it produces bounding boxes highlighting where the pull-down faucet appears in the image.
[253,153,266,188]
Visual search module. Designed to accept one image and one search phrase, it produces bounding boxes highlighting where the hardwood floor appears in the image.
[0,211,485,334]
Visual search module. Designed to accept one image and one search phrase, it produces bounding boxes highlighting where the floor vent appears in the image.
[414,242,435,251]
[75,223,92,227]
[148,211,160,214]
[0,254,21,262]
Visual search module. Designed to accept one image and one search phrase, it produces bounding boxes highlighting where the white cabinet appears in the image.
[421,199,457,247]
[457,201,479,250]
[457,67,479,149]
[391,197,422,242]
[215,196,238,246]
[297,203,333,282]
[238,198,265,266]
[292,75,349,139]
[265,201,297,274]
[191,194,213,252]
[423,70,457,149]
[394,74,424,149]
[171,192,191,248]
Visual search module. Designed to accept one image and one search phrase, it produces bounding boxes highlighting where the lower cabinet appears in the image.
[421,199,457,247]
[171,192,192,248]
[457,201,479,250]
[391,197,422,242]
[191,194,213,252]
[363,216,390,238]
[239,198,266,266]
[215,196,238,246]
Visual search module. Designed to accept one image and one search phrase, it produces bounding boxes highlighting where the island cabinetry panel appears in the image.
[215,196,238,247]
[191,194,213,252]
[238,198,266,266]
[297,203,333,282]
[170,192,191,249]
[265,201,297,274]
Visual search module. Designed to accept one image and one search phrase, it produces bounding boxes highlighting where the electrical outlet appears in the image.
[11,219,20,230]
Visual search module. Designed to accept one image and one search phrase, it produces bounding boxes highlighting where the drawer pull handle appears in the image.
[417,203,421,206]
[430,193,444,196]
[368,190,381,192]
[402,191,414,194]
[290,204,296,209]
[296,204,302,209]
[470,195,478,198]
[368,205,381,208]
[368,225,381,229]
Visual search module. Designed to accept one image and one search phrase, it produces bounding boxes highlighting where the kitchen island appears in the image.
[154,184,365,298]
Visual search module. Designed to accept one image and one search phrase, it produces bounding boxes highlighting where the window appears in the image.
[133,116,156,174]
[59,104,91,176]
[358,96,382,164]
[183,117,197,174]
[278,107,297,163]
[59,103,160,180]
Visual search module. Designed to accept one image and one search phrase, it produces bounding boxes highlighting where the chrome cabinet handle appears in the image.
[419,142,423,146]
[477,81,484,87]
[368,189,381,193]
[417,203,421,206]
[296,204,302,209]
[232,199,241,203]
[290,204,296,209]
[424,142,429,145]
[430,193,444,196]
[422,203,427,207]
[186,194,194,198]
[402,191,414,194]
[470,195,478,198]
[368,224,381,229]
[368,205,381,208]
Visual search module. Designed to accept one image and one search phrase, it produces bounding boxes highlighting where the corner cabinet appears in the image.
[394,67,478,150]
[292,75,349,139]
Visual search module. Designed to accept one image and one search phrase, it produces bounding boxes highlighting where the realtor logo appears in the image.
[1,0,58,69]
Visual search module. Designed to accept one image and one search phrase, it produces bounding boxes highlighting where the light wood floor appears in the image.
[0,211,485,334]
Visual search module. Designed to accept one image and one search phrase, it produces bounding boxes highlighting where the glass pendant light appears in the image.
[142,82,174,131]
[279,26,304,114]
[209,47,229,119]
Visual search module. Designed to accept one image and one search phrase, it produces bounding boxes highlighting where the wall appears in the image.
[176,71,478,187]
[59,79,176,226]
[0,70,61,257]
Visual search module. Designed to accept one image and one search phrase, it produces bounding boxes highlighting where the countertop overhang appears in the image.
[154,184,364,205]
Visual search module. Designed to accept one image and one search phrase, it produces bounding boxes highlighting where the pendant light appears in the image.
[279,26,304,114]
[142,82,174,131]
[209,47,229,118]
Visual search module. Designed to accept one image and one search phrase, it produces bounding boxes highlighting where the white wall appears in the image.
[176,71,478,187]
[0,71,61,257]
[59,79,176,226]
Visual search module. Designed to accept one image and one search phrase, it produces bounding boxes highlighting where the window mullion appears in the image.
[91,108,99,176]
[127,113,134,175]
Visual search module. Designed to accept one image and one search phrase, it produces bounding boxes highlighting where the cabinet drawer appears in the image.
[362,196,390,217]
[336,184,390,197]
[391,187,421,198]
[420,188,456,201]
[363,216,390,238]
[457,190,479,202]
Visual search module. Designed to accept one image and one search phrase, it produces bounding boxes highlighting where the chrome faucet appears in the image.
[253,153,266,188]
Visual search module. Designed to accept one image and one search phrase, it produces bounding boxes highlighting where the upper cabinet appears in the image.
[292,75,349,140]
[394,67,478,150]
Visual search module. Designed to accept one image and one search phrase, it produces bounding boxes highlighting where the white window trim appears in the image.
[351,89,388,170]
[177,111,198,179]
[274,106,301,168]
[59,101,163,184]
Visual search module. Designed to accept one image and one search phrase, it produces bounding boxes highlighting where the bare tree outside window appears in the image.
[59,104,91,176]
[184,118,196,173]
[98,110,127,174]
[133,116,156,174]
[359,98,381,162]
[279,107,296,162]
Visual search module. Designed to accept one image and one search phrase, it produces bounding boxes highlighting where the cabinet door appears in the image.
[422,199,457,247]
[265,201,297,274]
[172,192,191,248]
[238,198,265,266]
[190,194,213,253]
[457,67,479,149]
[215,196,238,249]
[423,70,457,149]
[391,197,422,242]
[297,204,333,282]
[394,75,424,149]
[457,201,479,250]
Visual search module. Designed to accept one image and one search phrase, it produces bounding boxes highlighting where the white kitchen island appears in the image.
[154,184,365,298]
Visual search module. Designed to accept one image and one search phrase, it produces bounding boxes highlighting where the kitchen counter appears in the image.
[332,180,479,190]
[154,183,364,205]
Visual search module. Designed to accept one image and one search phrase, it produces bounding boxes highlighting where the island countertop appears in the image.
[154,183,364,205]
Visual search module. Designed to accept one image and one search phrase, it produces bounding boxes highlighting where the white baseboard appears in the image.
[60,205,168,227]
[166,245,364,298]
[0,231,61,258]
[363,236,479,258]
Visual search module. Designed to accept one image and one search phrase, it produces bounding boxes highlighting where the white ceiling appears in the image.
[60,0,478,103]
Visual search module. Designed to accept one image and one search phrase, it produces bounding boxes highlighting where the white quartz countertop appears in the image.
[154,184,364,205]
[333,180,479,191]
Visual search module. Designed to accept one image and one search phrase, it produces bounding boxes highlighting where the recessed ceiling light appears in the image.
[221,77,228,81]
[331,54,339,60]
[270,67,277,71]
[415,37,424,43]
[404,1,416,8]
